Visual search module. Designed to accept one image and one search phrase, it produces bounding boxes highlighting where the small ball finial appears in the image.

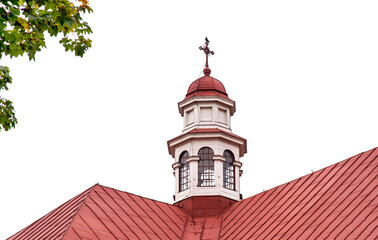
[203,67,211,76]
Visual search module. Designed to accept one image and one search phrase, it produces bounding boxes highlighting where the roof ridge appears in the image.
[97,183,179,207]
[252,167,330,239]
[99,185,144,239]
[242,147,378,200]
[257,149,370,239]
[58,184,98,240]
[220,147,378,239]
[309,149,378,239]
[265,159,350,239]
[7,147,377,240]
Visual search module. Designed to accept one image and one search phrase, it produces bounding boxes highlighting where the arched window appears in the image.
[179,151,190,191]
[198,147,214,187]
[223,150,235,190]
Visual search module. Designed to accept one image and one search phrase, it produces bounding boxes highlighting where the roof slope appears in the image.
[8,185,187,240]
[8,147,377,240]
[219,147,378,240]
[7,185,93,240]
[184,75,230,100]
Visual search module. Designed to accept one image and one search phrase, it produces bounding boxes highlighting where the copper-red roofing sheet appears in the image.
[185,75,230,100]
[8,185,187,240]
[187,76,227,95]
[218,147,378,240]
[8,147,378,240]
[7,185,93,240]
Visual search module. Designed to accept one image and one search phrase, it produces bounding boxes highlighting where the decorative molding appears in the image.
[213,155,226,162]
[172,162,181,169]
[178,96,235,116]
[234,160,242,167]
[187,156,200,162]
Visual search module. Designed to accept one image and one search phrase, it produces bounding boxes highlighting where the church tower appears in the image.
[167,40,247,217]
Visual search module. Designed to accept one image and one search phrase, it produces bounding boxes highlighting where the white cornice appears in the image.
[167,130,247,158]
[178,96,236,116]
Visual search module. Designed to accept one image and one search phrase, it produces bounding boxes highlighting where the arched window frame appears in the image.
[198,147,214,187]
[223,150,235,190]
[179,151,190,192]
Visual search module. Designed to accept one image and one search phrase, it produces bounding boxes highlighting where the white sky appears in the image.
[1,0,377,238]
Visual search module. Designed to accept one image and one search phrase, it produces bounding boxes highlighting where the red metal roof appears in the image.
[7,185,93,240]
[219,147,378,239]
[8,147,378,240]
[185,75,229,100]
[8,185,187,240]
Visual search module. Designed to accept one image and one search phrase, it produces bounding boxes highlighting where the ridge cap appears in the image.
[58,184,97,240]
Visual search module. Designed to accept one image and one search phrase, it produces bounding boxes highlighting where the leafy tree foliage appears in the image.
[0,0,93,131]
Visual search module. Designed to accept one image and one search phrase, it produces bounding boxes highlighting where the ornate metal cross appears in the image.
[199,38,214,68]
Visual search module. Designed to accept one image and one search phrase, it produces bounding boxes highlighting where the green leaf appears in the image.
[0,98,17,131]
[0,65,13,91]
[0,0,93,131]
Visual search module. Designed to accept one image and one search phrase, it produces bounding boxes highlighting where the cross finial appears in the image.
[199,37,214,69]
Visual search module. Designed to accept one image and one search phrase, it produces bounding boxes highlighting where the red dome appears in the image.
[185,75,229,100]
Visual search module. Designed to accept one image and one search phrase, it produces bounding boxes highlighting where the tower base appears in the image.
[174,196,237,218]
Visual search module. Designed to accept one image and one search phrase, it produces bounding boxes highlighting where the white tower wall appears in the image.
[168,91,247,202]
